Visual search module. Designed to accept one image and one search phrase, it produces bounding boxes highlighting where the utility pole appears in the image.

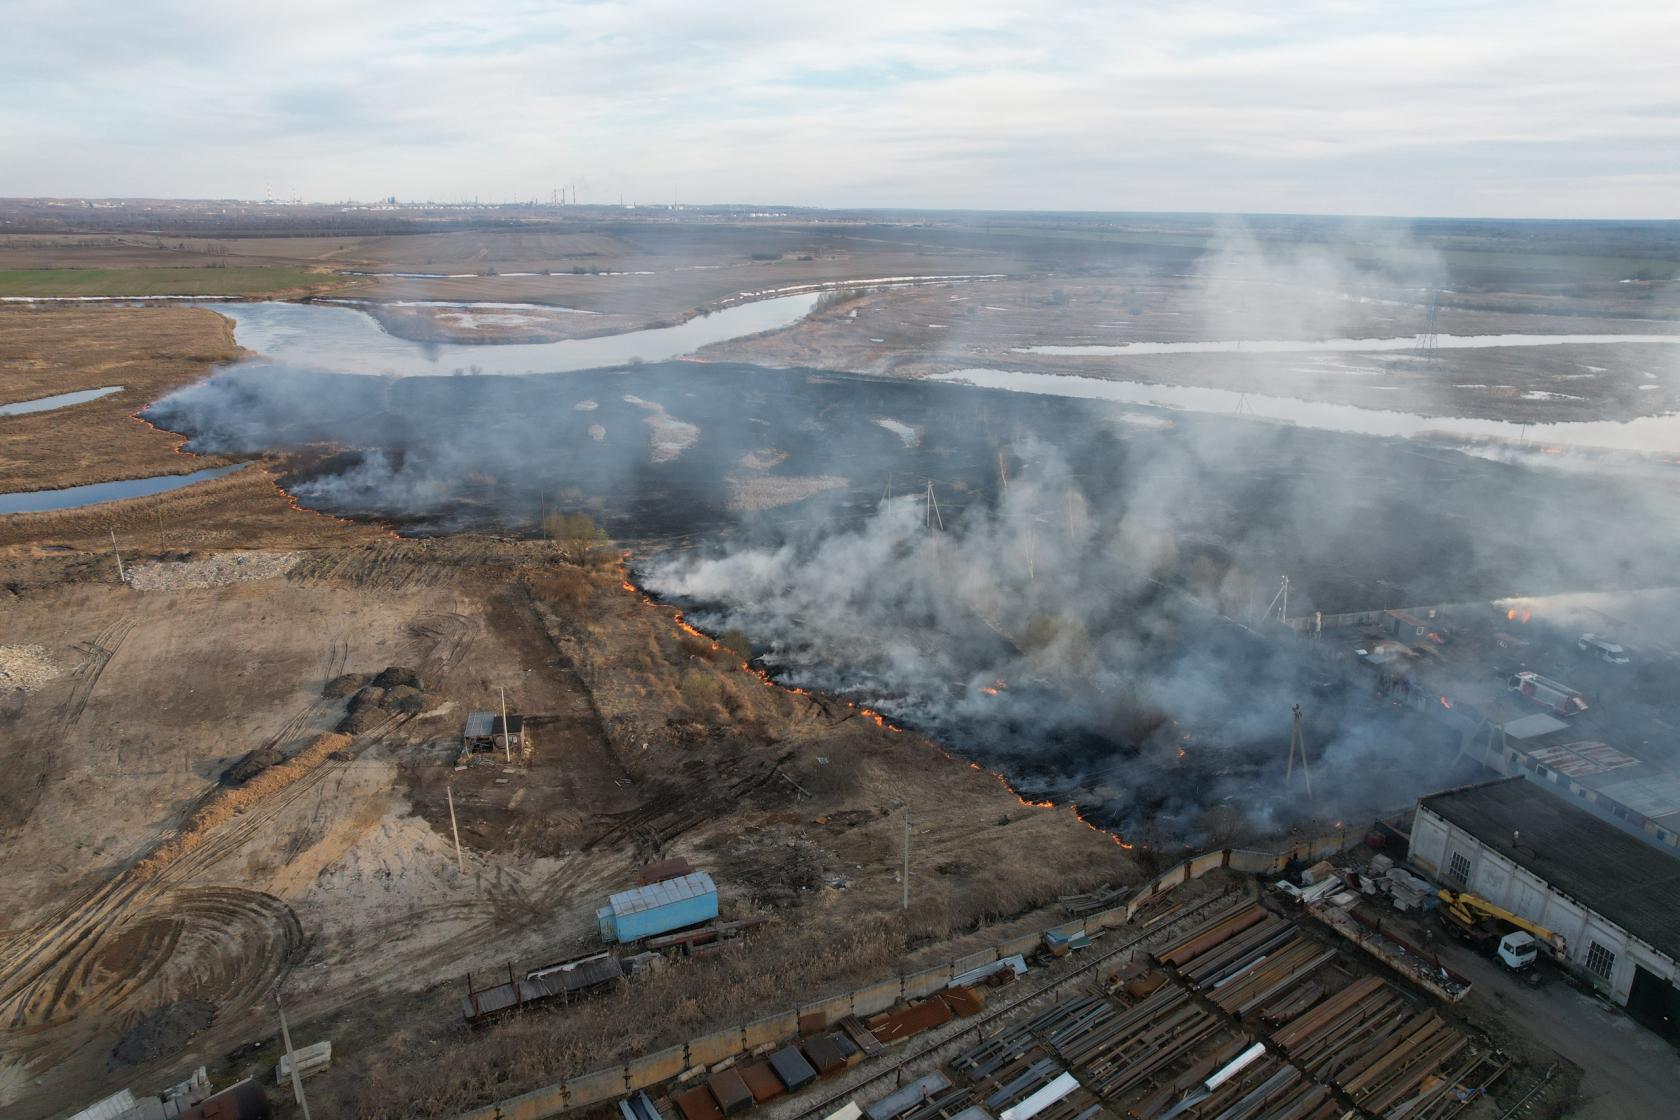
[902,804,910,911]
[447,785,465,874]
[1288,705,1313,799]
[500,685,511,763]
[109,526,125,583]
[277,992,312,1120]
[1264,576,1290,624]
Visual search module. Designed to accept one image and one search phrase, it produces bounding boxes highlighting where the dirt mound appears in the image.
[109,1000,215,1069]
[373,665,423,690]
[336,708,389,736]
[383,685,427,715]
[322,672,366,698]
[346,685,386,713]
[221,748,284,786]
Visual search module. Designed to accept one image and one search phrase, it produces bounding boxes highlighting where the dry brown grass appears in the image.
[0,304,246,493]
[133,732,351,880]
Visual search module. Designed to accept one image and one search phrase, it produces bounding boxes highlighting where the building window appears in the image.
[1585,941,1616,980]
[1448,852,1472,885]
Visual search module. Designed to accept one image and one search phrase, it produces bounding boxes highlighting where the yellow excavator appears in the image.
[1437,890,1567,970]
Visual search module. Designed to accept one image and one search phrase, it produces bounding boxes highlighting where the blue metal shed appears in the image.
[597,871,718,942]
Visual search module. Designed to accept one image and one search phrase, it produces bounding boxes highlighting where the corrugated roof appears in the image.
[1420,777,1680,963]
[609,871,716,917]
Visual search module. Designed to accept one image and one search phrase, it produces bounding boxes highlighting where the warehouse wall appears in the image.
[1413,806,1678,1005]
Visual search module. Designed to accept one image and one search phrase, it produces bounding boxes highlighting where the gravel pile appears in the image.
[0,645,61,693]
[127,551,299,592]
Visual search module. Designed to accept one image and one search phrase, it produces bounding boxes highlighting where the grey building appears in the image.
[1411,777,1680,1042]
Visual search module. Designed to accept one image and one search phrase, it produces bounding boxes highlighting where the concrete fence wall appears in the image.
[1283,602,1466,633]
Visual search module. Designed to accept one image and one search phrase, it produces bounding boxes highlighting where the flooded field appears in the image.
[933,369,1680,455]
[216,292,817,377]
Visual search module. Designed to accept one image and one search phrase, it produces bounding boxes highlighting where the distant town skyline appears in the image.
[3,1,1676,219]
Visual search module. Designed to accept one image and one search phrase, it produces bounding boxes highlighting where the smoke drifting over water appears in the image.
[146,312,1680,842]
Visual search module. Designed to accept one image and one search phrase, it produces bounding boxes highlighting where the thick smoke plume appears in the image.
[143,250,1680,846]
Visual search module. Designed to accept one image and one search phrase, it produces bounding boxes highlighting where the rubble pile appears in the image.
[127,551,299,591]
[0,644,61,693]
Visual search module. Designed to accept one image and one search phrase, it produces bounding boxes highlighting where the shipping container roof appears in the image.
[1420,777,1680,963]
[609,871,716,917]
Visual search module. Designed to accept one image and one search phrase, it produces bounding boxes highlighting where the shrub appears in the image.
[679,671,720,712]
[543,512,608,566]
[719,629,752,661]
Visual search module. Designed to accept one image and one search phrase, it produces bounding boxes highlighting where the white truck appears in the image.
[1579,633,1629,665]
[1508,671,1588,716]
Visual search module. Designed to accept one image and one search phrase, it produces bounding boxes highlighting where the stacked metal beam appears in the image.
[1269,977,1485,1117]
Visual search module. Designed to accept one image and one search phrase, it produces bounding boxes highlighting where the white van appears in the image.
[1579,633,1629,665]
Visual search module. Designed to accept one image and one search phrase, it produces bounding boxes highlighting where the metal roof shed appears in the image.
[597,871,718,942]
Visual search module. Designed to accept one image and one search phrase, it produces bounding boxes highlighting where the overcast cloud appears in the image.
[2,1,1676,217]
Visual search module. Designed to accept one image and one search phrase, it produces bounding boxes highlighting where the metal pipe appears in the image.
[277,992,312,1120]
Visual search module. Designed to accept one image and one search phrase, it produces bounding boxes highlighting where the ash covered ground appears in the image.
[147,355,1680,842]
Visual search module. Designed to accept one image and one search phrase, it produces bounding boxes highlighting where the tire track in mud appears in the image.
[57,617,134,739]
[412,610,480,685]
[0,699,405,1036]
[0,761,336,1031]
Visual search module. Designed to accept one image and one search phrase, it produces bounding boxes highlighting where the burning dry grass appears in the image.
[132,732,351,881]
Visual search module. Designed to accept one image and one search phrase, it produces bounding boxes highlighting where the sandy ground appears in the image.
[0,537,1145,1120]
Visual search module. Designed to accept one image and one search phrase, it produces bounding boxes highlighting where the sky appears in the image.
[2,1,1677,218]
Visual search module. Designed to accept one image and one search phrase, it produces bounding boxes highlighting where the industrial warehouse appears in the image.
[1410,778,1680,1039]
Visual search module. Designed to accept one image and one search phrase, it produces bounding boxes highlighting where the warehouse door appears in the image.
[1627,966,1680,1044]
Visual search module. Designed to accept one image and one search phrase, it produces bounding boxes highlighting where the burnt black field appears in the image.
[148,359,1680,839]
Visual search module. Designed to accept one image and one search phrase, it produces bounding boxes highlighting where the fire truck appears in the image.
[1507,671,1588,716]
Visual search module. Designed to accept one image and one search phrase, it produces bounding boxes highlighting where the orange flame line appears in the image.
[615,568,1146,847]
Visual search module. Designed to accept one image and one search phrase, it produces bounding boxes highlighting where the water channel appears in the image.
[1019,332,1680,357]
[0,463,247,515]
[932,369,1680,457]
[0,386,123,417]
[215,293,818,378]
